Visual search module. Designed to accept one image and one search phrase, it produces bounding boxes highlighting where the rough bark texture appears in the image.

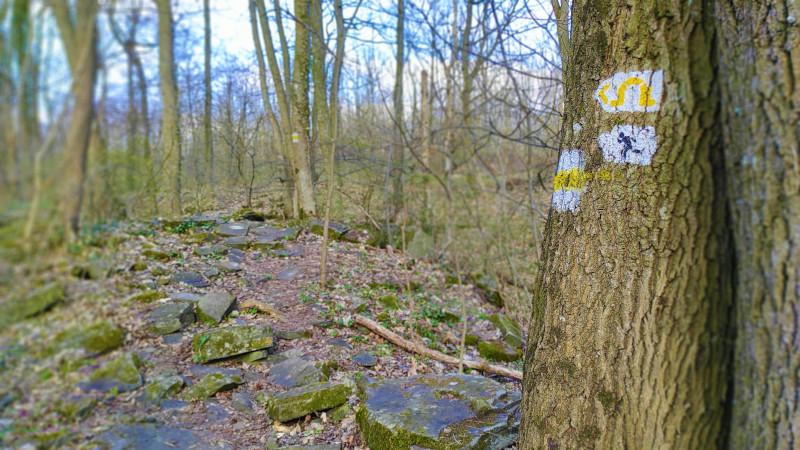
[520,1,730,448]
[289,0,316,217]
[156,0,182,217]
[716,1,800,448]
[52,0,99,239]
[203,0,213,185]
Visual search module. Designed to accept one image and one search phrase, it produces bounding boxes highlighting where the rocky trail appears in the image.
[0,212,525,449]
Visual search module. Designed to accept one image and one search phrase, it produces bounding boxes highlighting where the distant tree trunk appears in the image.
[716,1,800,448]
[519,1,730,448]
[51,0,99,240]
[155,0,182,218]
[289,0,316,217]
[387,0,405,224]
[420,69,432,226]
[203,0,213,186]
[310,0,328,181]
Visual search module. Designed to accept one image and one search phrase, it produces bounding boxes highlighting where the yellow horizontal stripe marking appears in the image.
[553,168,613,191]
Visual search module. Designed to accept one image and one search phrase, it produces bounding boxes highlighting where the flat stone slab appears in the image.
[0,283,64,330]
[263,382,351,422]
[193,325,274,363]
[197,292,235,324]
[356,374,521,450]
[172,271,210,288]
[277,265,300,281]
[147,301,195,335]
[268,357,325,388]
[92,424,220,450]
[52,320,125,357]
[82,353,143,393]
[216,222,249,237]
[182,373,243,401]
[251,226,300,249]
[222,236,247,250]
[308,220,349,239]
[353,352,378,368]
[142,375,185,403]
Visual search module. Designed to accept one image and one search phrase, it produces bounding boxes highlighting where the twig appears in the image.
[353,315,522,381]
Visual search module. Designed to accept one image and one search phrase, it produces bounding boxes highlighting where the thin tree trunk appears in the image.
[716,1,800,448]
[155,0,182,218]
[203,0,213,186]
[388,0,405,224]
[520,1,730,448]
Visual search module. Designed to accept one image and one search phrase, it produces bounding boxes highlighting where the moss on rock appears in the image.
[263,382,351,422]
[181,373,243,401]
[192,325,274,363]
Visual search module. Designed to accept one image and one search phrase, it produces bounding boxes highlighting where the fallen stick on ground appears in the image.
[353,314,523,381]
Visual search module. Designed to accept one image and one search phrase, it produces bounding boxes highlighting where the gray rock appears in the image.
[223,236,248,249]
[147,301,195,335]
[172,271,209,288]
[197,292,235,324]
[217,260,243,273]
[308,220,349,239]
[352,352,378,368]
[192,325,274,363]
[262,382,351,422]
[273,246,304,258]
[195,244,228,257]
[276,265,300,281]
[82,353,143,393]
[268,357,325,388]
[92,424,214,450]
[231,392,255,413]
[182,373,243,401]
[0,283,64,331]
[169,292,202,302]
[142,375,184,403]
[251,226,300,249]
[488,314,524,348]
[162,333,185,345]
[356,374,520,450]
[228,248,246,262]
[216,222,249,237]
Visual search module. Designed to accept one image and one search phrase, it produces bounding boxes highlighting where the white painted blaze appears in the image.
[598,125,658,165]
[595,70,664,113]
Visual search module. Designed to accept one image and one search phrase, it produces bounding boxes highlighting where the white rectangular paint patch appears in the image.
[551,149,586,213]
[598,125,658,165]
[595,70,663,113]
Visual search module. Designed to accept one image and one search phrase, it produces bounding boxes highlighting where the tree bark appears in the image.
[203,0,213,185]
[716,1,800,448]
[155,0,182,218]
[289,0,316,217]
[520,1,730,448]
[51,0,99,240]
[388,0,405,223]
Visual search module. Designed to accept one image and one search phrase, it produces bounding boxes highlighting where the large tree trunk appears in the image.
[155,0,182,217]
[51,0,99,240]
[289,0,316,217]
[519,1,730,448]
[716,1,800,448]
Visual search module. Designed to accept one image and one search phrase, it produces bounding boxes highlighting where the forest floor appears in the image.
[0,211,524,449]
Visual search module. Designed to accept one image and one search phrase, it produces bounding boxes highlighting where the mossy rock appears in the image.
[192,325,274,363]
[147,301,196,335]
[378,295,401,310]
[262,382,351,422]
[130,261,148,272]
[488,314,523,348]
[308,219,349,239]
[476,340,521,362]
[56,395,97,421]
[356,374,520,450]
[223,236,249,250]
[181,373,243,401]
[51,321,125,357]
[215,222,249,237]
[0,282,64,330]
[142,249,172,261]
[126,290,165,304]
[86,352,143,392]
[142,375,185,403]
[471,274,504,308]
[182,232,214,245]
